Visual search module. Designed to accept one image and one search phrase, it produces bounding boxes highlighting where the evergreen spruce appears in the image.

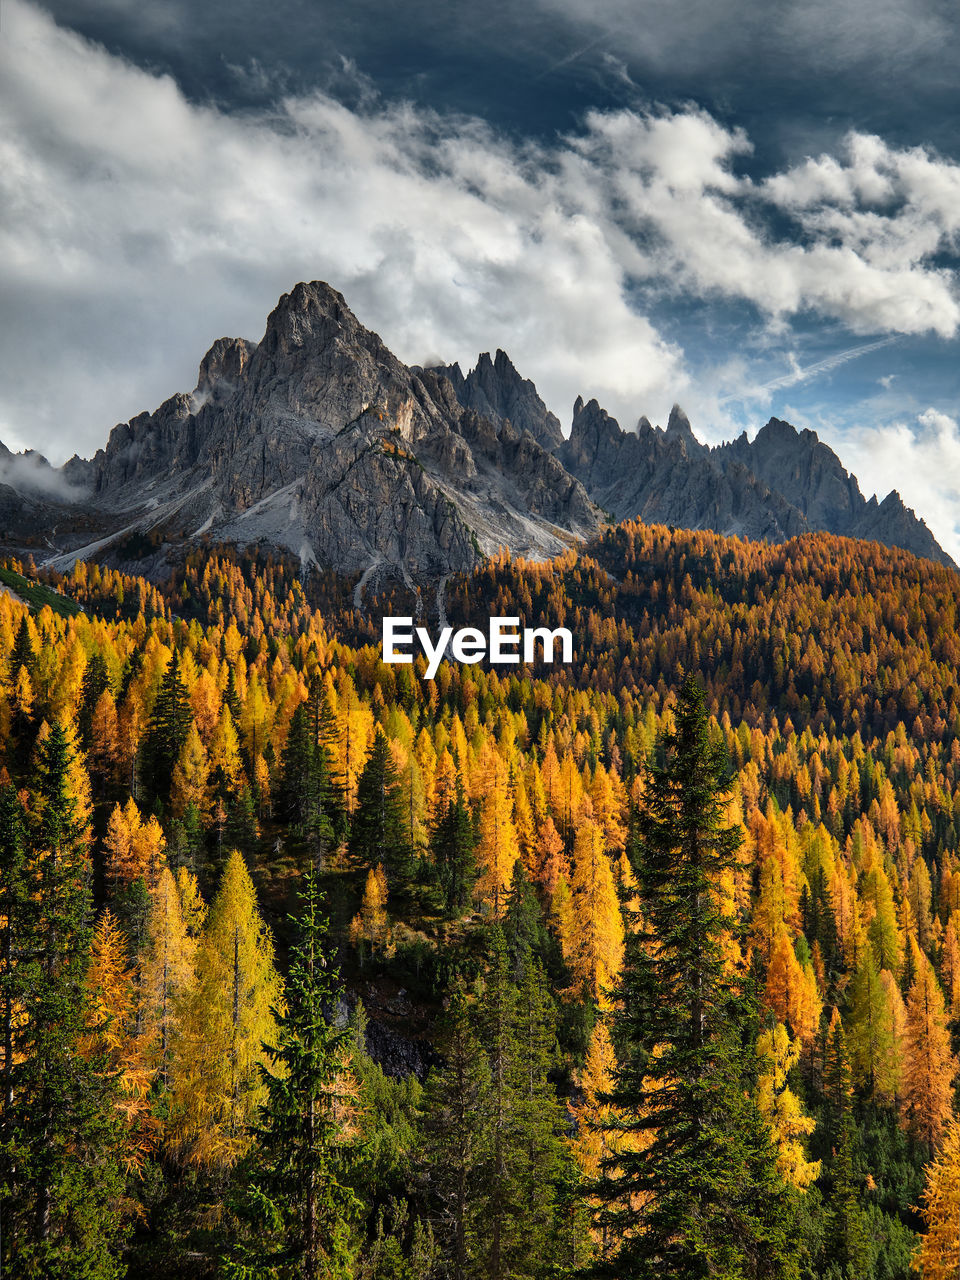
[419,985,491,1280]
[350,729,410,885]
[141,653,193,805]
[0,726,127,1277]
[78,651,110,749]
[278,701,339,859]
[822,1014,869,1278]
[503,861,550,979]
[430,773,476,914]
[10,614,34,676]
[226,869,361,1278]
[592,675,798,1278]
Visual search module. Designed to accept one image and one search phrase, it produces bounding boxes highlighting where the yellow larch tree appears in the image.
[170,720,209,819]
[755,1022,820,1189]
[88,688,119,792]
[568,819,625,1003]
[764,926,821,1046]
[102,798,166,890]
[168,850,282,1168]
[141,867,198,1088]
[534,815,567,898]
[880,968,907,1105]
[590,763,627,855]
[349,864,390,955]
[176,865,208,938]
[939,911,960,1019]
[913,1119,960,1278]
[902,954,956,1148]
[84,910,159,1171]
[475,744,520,916]
[207,705,244,791]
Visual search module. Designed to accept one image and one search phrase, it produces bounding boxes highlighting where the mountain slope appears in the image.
[51,283,601,578]
[554,396,952,567]
[0,278,950,576]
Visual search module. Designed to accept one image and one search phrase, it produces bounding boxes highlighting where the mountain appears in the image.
[556,398,953,568]
[0,279,950,578]
[47,282,601,580]
[428,349,564,450]
[556,398,809,544]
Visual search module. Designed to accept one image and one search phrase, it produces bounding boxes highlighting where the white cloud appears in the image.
[2,0,960,473]
[0,0,682,459]
[838,408,960,564]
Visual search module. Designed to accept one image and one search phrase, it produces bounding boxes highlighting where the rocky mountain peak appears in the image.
[432,347,563,450]
[196,336,257,404]
[666,404,696,442]
[22,281,603,584]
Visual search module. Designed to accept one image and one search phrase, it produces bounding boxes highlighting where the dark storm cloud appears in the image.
[39,0,960,164]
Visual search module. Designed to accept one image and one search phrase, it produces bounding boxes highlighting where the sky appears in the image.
[4,0,960,556]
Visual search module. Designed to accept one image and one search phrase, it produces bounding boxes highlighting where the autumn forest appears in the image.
[4,521,960,1278]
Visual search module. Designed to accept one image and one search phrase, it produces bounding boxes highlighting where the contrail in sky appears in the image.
[721,336,899,404]
[536,34,608,79]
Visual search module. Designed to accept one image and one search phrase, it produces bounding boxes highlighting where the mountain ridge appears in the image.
[0,279,951,577]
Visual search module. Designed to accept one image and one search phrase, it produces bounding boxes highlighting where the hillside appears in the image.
[2,525,960,1275]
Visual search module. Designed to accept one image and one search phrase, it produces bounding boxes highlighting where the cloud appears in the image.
[3,0,960,470]
[0,446,88,501]
[837,408,960,565]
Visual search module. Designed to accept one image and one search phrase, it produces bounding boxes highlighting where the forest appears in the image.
[3,520,960,1278]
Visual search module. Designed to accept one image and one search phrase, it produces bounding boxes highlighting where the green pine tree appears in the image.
[78,651,110,749]
[502,861,550,979]
[226,869,362,1279]
[430,773,476,915]
[279,701,340,859]
[821,1014,869,1279]
[592,674,799,1279]
[0,726,128,1278]
[419,983,491,1280]
[508,954,569,1275]
[350,729,410,885]
[141,652,193,804]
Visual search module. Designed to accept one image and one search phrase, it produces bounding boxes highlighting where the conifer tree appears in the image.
[503,860,549,977]
[142,652,193,804]
[169,849,282,1167]
[0,725,128,1276]
[476,752,520,917]
[430,773,476,915]
[84,910,157,1173]
[227,870,362,1279]
[508,954,569,1274]
[170,721,210,819]
[78,651,110,750]
[141,867,197,1088]
[848,948,896,1104]
[902,955,956,1148]
[419,985,491,1280]
[592,675,798,1279]
[349,865,390,959]
[350,729,410,884]
[914,1117,960,1278]
[477,928,521,1280]
[568,819,624,1003]
[821,1011,869,1277]
[278,700,339,857]
[755,1023,820,1189]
